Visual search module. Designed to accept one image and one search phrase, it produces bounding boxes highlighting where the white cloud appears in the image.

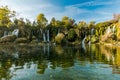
[0,0,87,22]
[0,0,120,23]
[69,0,120,8]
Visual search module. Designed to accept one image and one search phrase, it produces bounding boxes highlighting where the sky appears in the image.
[0,0,120,23]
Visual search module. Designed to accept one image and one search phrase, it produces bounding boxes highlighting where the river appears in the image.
[0,44,120,80]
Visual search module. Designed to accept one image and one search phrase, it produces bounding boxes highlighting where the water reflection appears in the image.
[0,44,120,80]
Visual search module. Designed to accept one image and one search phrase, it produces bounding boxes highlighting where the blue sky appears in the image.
[0,0,120,23]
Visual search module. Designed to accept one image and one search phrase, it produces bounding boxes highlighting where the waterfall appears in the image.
[82,35,86,51]
[47,30,50,42]
[47,43,50,56]
[40,29,43,34]
[43,45,46,54]
[91,28,94,35]
[12,52,19,59]
[30,62,37,69]
[88,41,91,46]
[112,25,116,33]
[2,29,19,38]
[89,28,94,46]
[3,31,8,37]
[12,29,19,37]
[106,27,111,34]
[43,33,46,42]
[8,31,12,35]
[112,55,115,64]
[58,28,60,34]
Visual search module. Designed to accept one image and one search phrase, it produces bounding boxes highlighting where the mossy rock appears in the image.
[30,40,38,44]
[0,35,17,43]
[15,38,28,43]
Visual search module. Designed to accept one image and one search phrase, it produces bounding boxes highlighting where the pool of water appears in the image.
[0,44,120,80]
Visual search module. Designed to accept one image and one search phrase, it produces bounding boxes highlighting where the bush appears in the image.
[67,29,77,42]
[55,33,65,44]
[91,36,99,43]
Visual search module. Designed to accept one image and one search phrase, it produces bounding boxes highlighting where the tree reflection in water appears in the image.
[0,44,120,80]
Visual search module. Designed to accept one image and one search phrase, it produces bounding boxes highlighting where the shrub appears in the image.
[67,29,77,42]
[55,33,65,44]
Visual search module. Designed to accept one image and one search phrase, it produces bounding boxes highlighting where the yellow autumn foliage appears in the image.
[55,33,65,44]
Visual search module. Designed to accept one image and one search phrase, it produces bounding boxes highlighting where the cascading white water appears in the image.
[88,28,94,46]
[2,29,19,38]
[82,36,86,51]
[47,43,50,56]
[47,30,50,42]
[12,29,19,37]
[30,62,37,69]
[112,25,116,33]
[3,31,8,37]
[8,32,12,35]
[58,29,60,34]
[88,41,91,46]
[12,52,19,59]
[43,45,46,54]
[43,33,46,42]
[91,28,94,35]
[106,27,111,34]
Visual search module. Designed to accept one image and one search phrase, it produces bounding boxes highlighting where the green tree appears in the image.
[36,13,48,41]
[67,29,77,42]
[0,6,15,27]
[77,21,87,39]
[36,13,48,29]
[62,16,75,30]
[50,17,56,27]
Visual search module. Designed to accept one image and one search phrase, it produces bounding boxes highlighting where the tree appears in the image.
[36,13,48,29]
[78,21,87,28]
[17,18,25,27]
[77,21,87,39]
[67,29,77,42]
[62,16,75,30]
[0,6,15,27]
[49,18,61,41]
[36,13,48,41]
[88,21,95,28]
[88,21,95,35]
[50,17,56,27]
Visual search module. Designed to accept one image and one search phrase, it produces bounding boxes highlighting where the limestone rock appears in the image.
[0,35,16,43]
[15,38,28,43]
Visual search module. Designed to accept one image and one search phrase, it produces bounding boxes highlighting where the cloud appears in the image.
[0,0,120,23]
[69,0,120,8]
[69,0,120,22]
[0,0,87,22]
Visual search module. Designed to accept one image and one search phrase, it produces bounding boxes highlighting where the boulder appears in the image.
[0,35,16,43]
